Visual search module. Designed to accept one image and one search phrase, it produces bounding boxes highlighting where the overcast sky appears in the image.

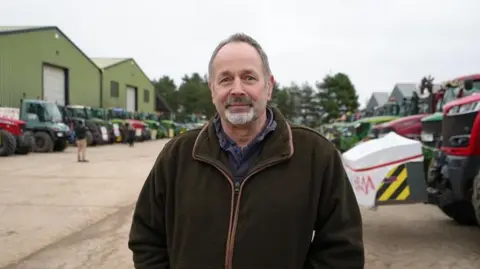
[2,0,479,107]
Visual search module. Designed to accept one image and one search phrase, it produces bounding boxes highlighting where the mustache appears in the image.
[225,96,253,108]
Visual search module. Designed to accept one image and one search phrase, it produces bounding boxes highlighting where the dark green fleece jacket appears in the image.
[128,107,364,269]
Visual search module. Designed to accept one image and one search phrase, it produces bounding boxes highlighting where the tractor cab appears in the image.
[11,99,69,153]
[421,74,480,150]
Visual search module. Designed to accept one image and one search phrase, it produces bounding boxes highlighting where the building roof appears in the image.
[0,25,100,71]
[394,83,418,98]
[90,57,130,69]
[0,26,52,33]
[372,92,389,106]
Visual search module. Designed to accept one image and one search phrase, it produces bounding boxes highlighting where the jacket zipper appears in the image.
[194,156,288,269]
[225,158,288,269]
[193,157,237,268]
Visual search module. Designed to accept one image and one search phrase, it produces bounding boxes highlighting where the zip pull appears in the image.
[234,182,240,194]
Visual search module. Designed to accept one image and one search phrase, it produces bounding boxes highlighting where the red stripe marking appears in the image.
[343,154,423,172]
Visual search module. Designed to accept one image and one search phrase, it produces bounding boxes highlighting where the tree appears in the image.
[152,75,178,113]
[316,73,359,123]
[298,82,323,127]
[177,73,216,120]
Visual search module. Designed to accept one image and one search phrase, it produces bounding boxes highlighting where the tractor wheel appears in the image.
[0,130,17,156]
[472,171,480,226]
[33,131,54,153]
[427,150,477,225]
[16,131,34,155]
[86,130,94,146]
[54,140,68,152]
[439,202,477,226]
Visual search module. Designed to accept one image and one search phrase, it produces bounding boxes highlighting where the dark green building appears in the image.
[0,26,101,108]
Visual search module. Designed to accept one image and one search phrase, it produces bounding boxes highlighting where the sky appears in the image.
[2,0,480,108]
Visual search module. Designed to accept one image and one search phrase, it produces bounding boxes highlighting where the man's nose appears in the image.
[230,77,246,95]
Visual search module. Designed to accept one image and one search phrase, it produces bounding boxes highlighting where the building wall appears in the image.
[101,60,154,113]
[388,87,405,104]
[0,28,101,108]
[365,95,378,111]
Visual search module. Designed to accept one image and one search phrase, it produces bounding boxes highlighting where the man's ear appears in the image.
[266,75,275,100]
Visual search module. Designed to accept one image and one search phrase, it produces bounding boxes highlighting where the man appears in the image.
[74,120,88,162]
[128,33,364,269]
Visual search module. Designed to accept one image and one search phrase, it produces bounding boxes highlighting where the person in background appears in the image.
[74,120,88,162]
[128,33,364,269]
[126,122,135,147]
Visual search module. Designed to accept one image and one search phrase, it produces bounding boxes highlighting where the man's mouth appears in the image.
[228,103,251,107]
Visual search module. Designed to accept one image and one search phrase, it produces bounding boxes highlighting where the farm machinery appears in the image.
[0,99,69,153]
[342,75,480,226]
[0,110,34,156]
[107,108,149,142]
[134,112,167,139]
[60,105,114,146]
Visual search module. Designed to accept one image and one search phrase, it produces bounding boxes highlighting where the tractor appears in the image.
[107,108,148,143]
[0,99,69,153]
[338,74,480,227]
[370,76,442,166]
[426,78,480,225]
[135,112,167,139]
[60,105,113,146]
[420,74,480,152]
[0,111,34,156]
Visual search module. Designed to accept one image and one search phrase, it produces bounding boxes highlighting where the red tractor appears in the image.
[0,116,34,157]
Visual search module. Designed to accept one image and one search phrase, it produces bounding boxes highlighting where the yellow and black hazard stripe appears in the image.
[375,163,410,202]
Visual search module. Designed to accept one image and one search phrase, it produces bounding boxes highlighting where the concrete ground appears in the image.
[0,139,479,269]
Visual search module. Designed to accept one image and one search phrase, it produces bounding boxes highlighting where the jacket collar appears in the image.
[192,106,294,169]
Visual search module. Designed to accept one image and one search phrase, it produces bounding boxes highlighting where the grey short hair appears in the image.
[208,33,272,80]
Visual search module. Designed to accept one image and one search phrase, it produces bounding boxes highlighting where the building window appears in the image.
[144,89,150,103]
[110,81,119,97]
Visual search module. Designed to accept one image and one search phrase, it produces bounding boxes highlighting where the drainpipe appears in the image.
[99,69,104,108]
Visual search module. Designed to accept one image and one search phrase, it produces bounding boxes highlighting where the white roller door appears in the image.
[43,65,66,106]
[126,86,136,112]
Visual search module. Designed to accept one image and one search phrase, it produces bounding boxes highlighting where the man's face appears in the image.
[209,42,274,125]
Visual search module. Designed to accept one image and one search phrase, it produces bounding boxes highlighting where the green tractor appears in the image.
[161,119,187,138]
[106,108,148,142]
[60,105,113,146]
[337,115,399,152]
[2,99,70,153]
[135,112,167,139]
[90,107,120,143]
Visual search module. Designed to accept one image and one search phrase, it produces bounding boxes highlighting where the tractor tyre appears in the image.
[33,131,54,153]
[54,140,68,152]
[472,170,480,226]
[438,202,477,226]
[16,131,34,155]
[427,150,477,225]
[0,130,17,156]
[86,130,94,146]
